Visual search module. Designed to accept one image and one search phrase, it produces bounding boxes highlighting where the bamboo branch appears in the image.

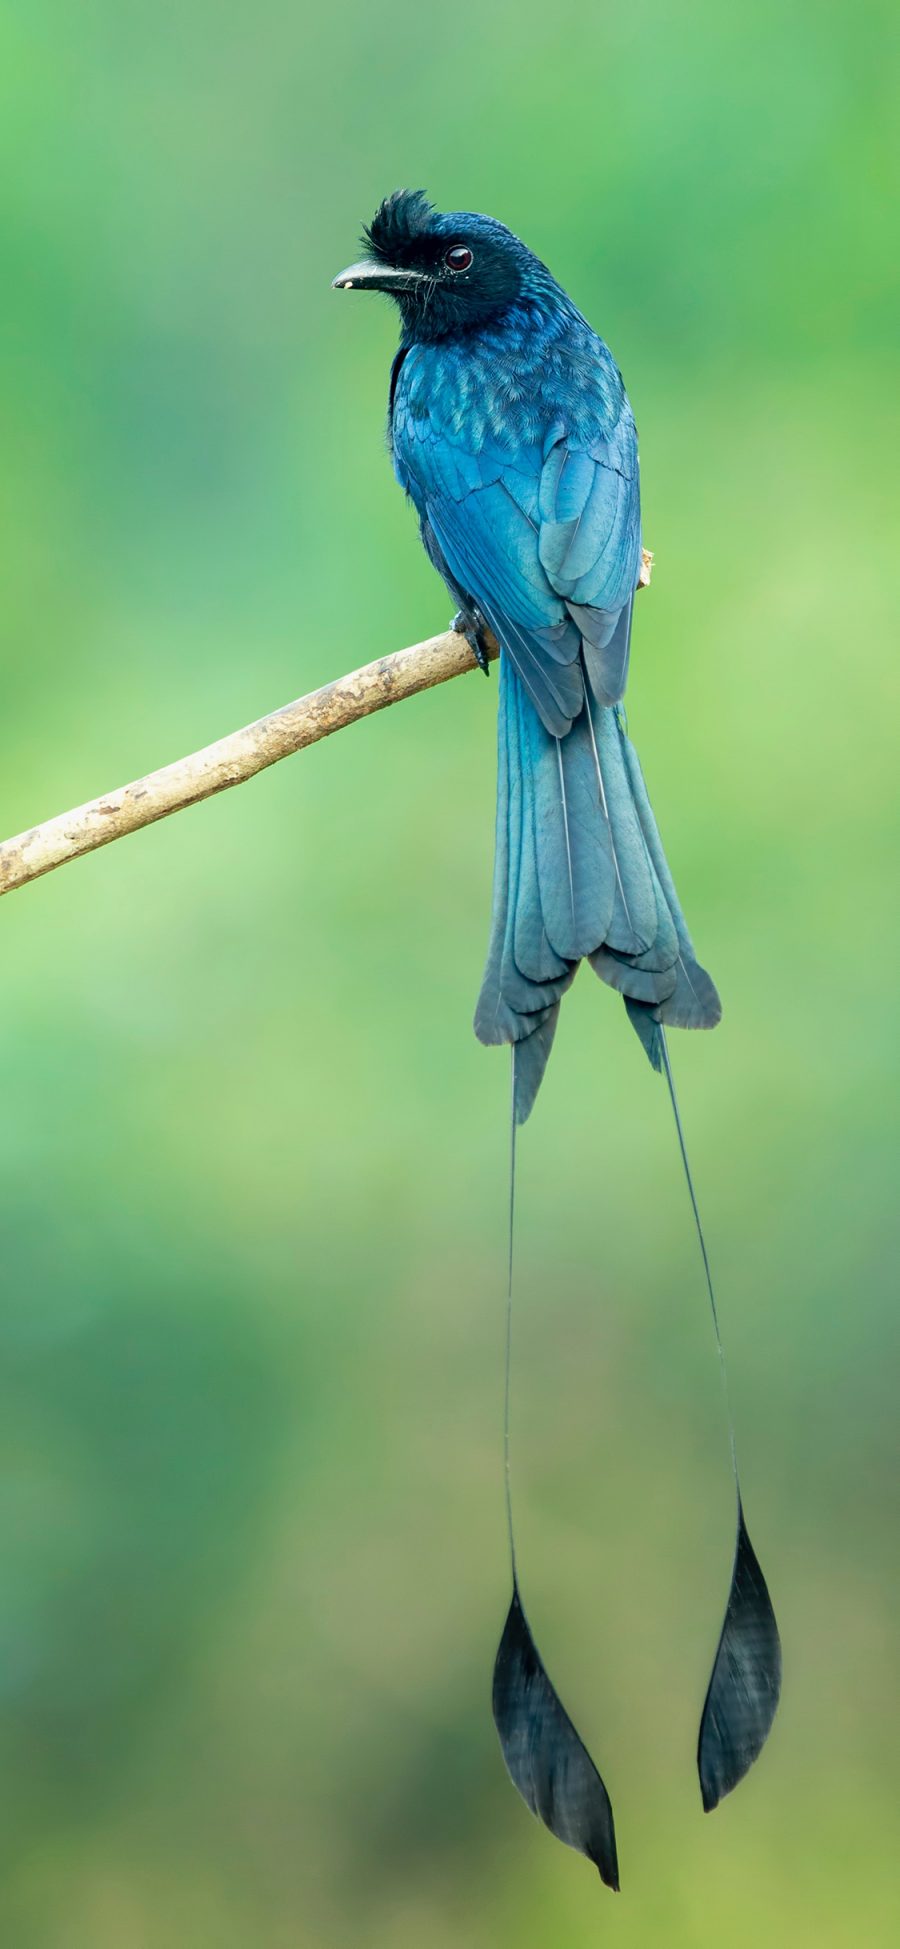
[0,550,652,900]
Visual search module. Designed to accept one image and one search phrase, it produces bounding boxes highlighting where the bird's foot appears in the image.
[451,608,492,676]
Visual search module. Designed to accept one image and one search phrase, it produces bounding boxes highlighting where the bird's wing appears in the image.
[538,416,643,707]
[396,412,583,735]
[394,395,641,735]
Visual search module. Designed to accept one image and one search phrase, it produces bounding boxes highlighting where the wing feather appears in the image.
[393,364,643,730]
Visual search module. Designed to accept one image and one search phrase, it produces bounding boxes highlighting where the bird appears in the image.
[333,191,780,1891]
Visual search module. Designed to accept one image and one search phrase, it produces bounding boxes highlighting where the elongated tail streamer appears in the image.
[491,1049,619,1888]
[659,1033,782,1809]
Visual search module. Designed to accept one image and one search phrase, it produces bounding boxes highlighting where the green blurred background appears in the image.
[0,2,897,1942]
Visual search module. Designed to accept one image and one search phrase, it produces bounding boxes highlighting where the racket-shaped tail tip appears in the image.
[698,1507,782,1813]
[492,1585,619,1891]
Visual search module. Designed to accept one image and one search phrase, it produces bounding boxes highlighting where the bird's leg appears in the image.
[451,605,492,676]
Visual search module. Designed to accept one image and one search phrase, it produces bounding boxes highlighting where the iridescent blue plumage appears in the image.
[377,194,720,1119]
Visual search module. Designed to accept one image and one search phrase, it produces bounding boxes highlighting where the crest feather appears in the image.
[363,189,435,261]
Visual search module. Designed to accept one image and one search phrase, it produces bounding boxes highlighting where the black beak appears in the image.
[332,259,427,295]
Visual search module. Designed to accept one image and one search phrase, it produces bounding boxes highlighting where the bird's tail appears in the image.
[484,667,781,1864]
[475,658,721,1120]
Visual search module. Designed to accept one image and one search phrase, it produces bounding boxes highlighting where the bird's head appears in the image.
[332,190,557,342]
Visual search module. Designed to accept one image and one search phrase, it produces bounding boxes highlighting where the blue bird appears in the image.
[333,192,780,1889]
[334,189,720,1121]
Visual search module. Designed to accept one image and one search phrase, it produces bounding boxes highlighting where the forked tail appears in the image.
[486,667,780,1865]
[475,656,721,1120]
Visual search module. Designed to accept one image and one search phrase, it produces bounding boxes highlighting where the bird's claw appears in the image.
[451,609,492,676]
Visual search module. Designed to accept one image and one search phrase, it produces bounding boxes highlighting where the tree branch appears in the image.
[0,551,652,900]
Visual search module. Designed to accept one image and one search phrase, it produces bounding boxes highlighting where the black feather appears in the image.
[493,1583,619,1888]
[698,1505,782,1812]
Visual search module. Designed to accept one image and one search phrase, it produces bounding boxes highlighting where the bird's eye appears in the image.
[444,245,473,272]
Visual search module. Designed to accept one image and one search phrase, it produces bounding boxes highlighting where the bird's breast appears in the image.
[393,318,627,463]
